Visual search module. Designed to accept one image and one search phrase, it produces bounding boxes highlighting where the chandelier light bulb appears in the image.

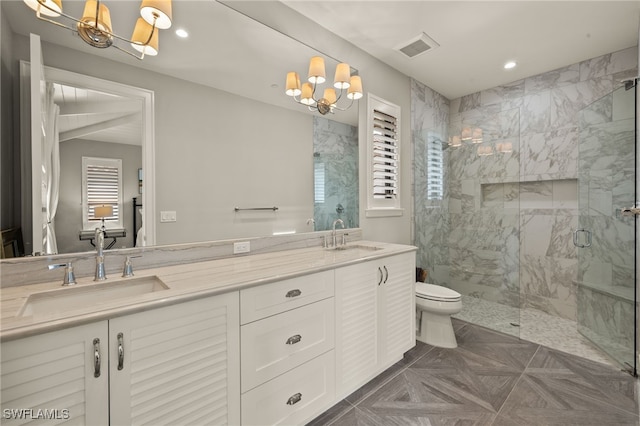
[308,56,326,84]
[285,72,301,97]
[347,75,363,100]
[333,63,351,89]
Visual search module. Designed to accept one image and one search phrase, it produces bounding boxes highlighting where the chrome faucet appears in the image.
[94,227,107,281]
[331,219,345,248]
[48,262,77,286]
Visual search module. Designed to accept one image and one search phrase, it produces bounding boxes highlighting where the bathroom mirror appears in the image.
[2,0,359,255]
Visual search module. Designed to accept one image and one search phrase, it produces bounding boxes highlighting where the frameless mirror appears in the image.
[2,0,359,256]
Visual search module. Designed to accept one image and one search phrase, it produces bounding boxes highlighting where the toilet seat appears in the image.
[416,283,461,302]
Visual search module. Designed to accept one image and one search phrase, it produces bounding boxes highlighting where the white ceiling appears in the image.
[284,1,640,100]
[54,83,143,145]
[3,0,639,137]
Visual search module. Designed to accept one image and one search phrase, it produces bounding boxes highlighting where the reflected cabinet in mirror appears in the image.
[1,0,359,257]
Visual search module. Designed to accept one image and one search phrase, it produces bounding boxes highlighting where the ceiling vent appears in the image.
[395,32,440,59]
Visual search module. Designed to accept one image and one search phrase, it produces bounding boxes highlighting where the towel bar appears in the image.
[234,207,279,212]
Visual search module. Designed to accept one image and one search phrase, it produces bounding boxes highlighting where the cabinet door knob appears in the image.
[117,333,125,371]
[383,266,389,283]
[377,267,383,286]
[286,289,302,298]
[286,334,302,345]
[286,392,302,406]
[93,338,101,378]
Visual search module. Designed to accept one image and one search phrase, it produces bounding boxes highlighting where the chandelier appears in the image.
[23,0,172,59]
[285,56,363,115]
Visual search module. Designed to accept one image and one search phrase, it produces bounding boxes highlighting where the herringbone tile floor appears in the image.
[308,320,639,426]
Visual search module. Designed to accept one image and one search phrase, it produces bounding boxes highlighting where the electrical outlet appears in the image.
[233,241,250,254]
[160,211,177,222]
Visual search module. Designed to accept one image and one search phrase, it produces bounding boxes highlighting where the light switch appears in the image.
[160,211,177,222]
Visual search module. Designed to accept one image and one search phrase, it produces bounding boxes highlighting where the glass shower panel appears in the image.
[577,83,636,374]
[445,108,521,338]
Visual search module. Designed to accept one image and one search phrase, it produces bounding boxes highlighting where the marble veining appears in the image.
[412,45,637,368]
[313,117,359,231]
[0,239,415,341]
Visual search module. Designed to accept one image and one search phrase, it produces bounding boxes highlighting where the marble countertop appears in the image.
[1,241,416,341]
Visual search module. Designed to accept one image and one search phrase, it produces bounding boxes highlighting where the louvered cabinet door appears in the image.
[378,253,416,366]
[334,262,378,399]
[0,321,109,425]
[108,293,240,426]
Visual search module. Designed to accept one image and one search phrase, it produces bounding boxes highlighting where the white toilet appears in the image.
[415,282,462,348]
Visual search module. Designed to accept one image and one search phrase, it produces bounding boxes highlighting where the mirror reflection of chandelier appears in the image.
[285,56,363,115]
[23,0,172,59]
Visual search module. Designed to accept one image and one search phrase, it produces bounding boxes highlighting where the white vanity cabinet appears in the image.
[1,321,110,425]
[1,293,240,426]
[334,252,415,398]
[239,271,336,426]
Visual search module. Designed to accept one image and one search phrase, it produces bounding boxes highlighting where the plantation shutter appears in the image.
[314,161,325,203]
[366,93,402,215]
[372,110,398,199]
[427,136,444,201]
[82,157,123,230]
[87,164,120,220]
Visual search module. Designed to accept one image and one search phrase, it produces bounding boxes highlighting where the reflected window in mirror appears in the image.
[82,156,123,231]
[427,134,444,201]
[314,160,325,204]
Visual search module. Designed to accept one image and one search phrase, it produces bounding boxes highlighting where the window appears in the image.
[427,134,444,201]
[366,93,402,216]
[314,161,325,203]
[82,157,123,230]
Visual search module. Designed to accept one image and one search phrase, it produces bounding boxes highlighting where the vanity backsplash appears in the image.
[1,229,362,288]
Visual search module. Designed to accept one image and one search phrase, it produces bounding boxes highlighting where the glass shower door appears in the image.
[576,81,637,374]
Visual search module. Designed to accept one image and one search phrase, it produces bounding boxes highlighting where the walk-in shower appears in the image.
[576,79,637,375]
[413,62,638,373]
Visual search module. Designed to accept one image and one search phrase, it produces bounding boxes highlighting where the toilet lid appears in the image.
[415,283,461,302]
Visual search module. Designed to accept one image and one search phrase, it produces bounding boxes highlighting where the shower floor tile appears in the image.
[453,295,614,366]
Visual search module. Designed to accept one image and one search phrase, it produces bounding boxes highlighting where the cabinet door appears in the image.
[109,293,240,426]
[1,322,109,425]
[334,261,379,398]
[378,253,416,366]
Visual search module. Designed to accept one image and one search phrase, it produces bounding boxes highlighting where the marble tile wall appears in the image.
[412,46,637,339]
[411,79,450,285]
[313,117,359,231]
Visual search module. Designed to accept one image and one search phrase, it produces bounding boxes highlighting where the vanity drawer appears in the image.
[241,298,335,392]
[240,270,334,324]
[241,350,335,426]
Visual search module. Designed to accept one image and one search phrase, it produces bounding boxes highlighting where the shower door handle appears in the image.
[573,229,592,248]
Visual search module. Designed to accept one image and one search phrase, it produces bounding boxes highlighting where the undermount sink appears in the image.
[19,276,169,318]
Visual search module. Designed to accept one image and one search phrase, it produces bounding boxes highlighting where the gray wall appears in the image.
[9,33,314,246]
[6,1,418,248]
[230,2,414,245]
[57,139,142,254]
[1,7,16,230]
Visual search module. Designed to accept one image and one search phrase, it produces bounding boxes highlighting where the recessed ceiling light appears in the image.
[504,61,517,70]
[175,29,189,38]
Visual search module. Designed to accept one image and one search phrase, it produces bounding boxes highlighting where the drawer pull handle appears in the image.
[93,338,101,378]
[117,332,124,371]
[286,392,302,406]
[286,334,302,345]
[286,289,302,298]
